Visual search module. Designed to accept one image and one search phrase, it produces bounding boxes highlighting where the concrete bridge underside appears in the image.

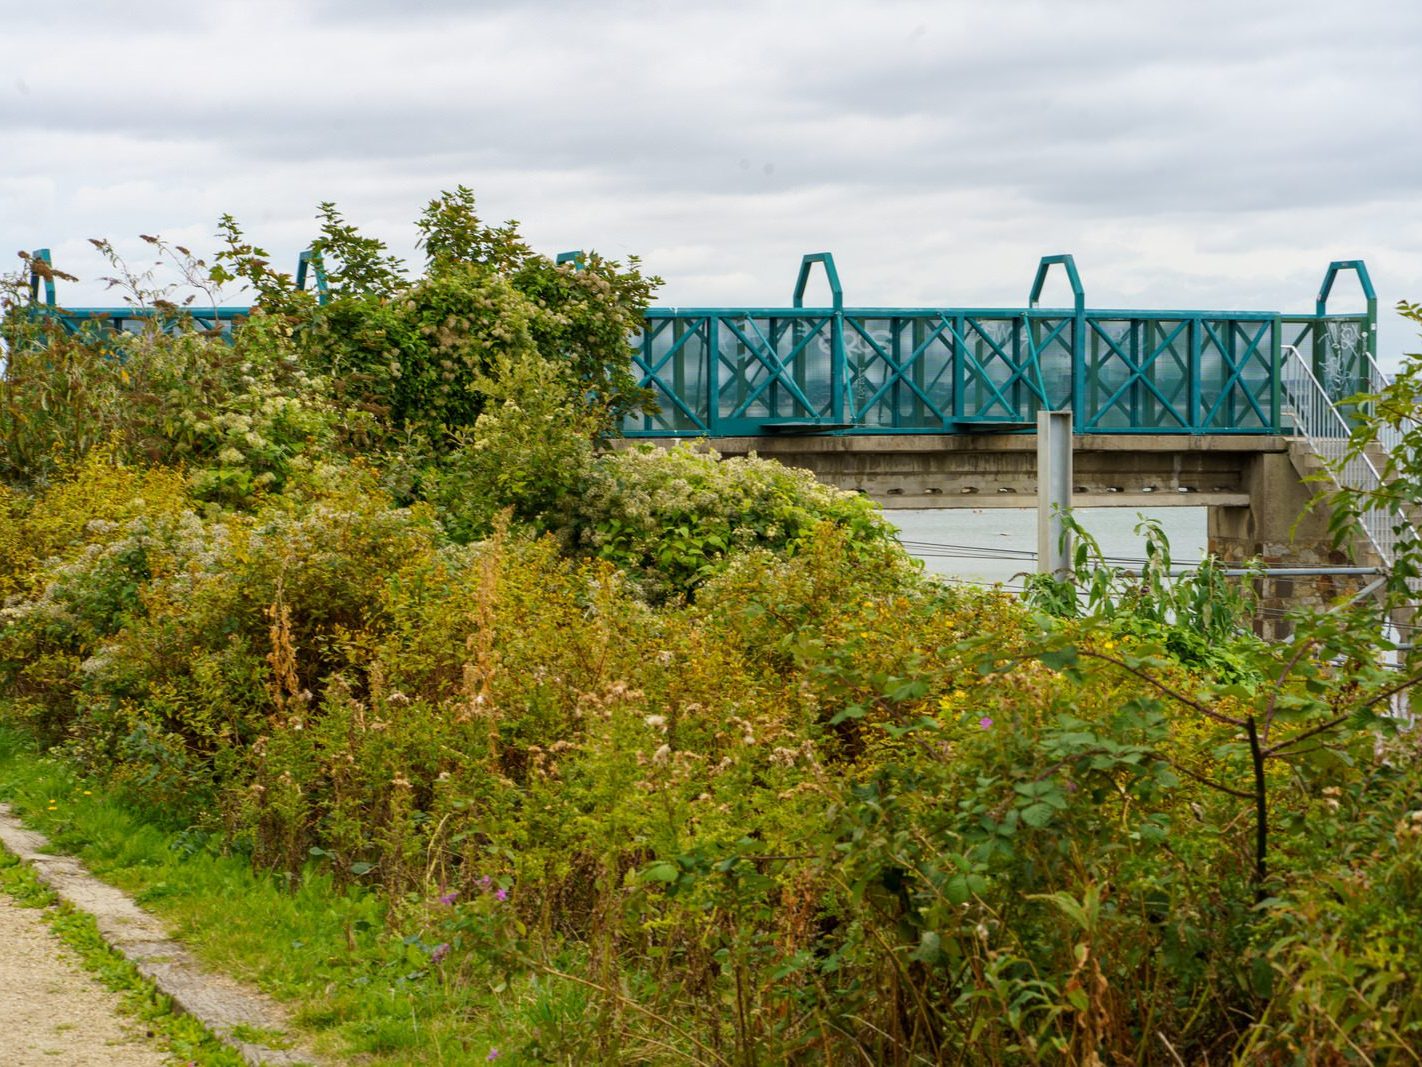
[703,433,1278,511]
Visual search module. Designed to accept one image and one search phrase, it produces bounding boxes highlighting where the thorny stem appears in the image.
[1245,715,1268,900]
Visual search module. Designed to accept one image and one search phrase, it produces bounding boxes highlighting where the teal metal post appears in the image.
[1270,316,1283,433]
[952,314,965,419]
[1188,319,1202,431]
[793,253,844,424]
[295,249,330,306]
[1029,255,1085,423]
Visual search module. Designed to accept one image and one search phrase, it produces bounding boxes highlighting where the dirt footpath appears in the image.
[0,893,169,1066]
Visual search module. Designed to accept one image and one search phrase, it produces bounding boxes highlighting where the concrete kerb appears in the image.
[0,803,321,1067]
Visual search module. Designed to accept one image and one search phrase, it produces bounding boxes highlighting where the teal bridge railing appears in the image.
[23,248,1376,437]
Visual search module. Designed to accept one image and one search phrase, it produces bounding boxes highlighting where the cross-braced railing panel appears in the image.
[714,312,838,432]
[626,316,714,434]
[1082,317,1192,431]
[1076,315,1277,433]
[948,314,1054,421]
[1197,318,1276,432]
[841,315,954,429]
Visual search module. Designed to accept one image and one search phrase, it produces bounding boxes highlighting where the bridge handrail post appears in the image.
[1315,260,1377,402]
[793,253,845,424]
[1188,318,1202,431]
[296,249,331,306]
[1271,315,1283,433]
[1029,254,1085,425]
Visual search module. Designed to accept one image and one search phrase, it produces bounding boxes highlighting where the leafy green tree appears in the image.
[415,184,529,273]
[308,202,406,299]
[300,188,657,453]
[210,214,316,319]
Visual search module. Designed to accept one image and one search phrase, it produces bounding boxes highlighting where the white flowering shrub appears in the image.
[562,442,900,600]
[182,319,342,506]
[0,462,440,797]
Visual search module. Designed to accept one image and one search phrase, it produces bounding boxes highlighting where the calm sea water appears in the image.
[890,507,1207,590]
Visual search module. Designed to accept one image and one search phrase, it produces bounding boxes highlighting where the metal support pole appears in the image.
[1037,410,1073,578]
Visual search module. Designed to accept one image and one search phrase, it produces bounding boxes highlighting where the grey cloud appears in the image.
[4,0,1421,361]
[11,0,1418,221]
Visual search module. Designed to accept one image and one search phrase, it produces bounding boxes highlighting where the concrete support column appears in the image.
[1037,411,1073,578]
[1207,451,1374,640]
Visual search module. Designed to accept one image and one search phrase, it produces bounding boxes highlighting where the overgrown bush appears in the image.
[422,352,599,542]
[2,188,654,509]
[8,445,1419,1062]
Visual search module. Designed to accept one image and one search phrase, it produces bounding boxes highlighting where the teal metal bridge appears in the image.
[23,249,1377,437]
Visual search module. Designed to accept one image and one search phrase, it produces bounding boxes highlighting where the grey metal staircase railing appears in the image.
[1280,344,1411,569]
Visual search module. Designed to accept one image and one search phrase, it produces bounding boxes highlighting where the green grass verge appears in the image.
[0,724,530,1065]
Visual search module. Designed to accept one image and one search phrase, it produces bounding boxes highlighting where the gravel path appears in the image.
[0,804,318,1066]
[0,892,169,1066]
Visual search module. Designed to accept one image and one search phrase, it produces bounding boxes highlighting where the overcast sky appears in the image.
[4,0,1421,364]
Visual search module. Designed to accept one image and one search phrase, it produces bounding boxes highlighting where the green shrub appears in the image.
[422,353,598,542]
[1231,678,1422,1059]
